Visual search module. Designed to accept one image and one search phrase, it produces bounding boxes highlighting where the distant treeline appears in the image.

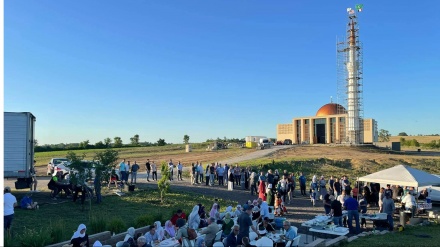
[400,137,440,149]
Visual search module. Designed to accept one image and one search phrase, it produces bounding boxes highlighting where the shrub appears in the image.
[108,217,126,234]
[134,214,155,228]
[50,219,66,243]
[89,214,107,234]
[19,227,53,247]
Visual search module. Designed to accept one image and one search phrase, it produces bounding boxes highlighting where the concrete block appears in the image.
[380,230,389,235]
[325,236,347,247]
[305,238,326,247]
[347,236,358,242]
[46,231,112,247]
[357,233,366,237]
[409,217,423,225]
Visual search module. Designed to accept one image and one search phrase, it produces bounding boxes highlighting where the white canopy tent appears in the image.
[357,164,440,188]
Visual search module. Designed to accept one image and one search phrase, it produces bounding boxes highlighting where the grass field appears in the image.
[7,187,237,246]
[342,223,440,247]
[389,136,440,143]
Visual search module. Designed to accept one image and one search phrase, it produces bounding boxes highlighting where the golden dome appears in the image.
[316,103,347,116]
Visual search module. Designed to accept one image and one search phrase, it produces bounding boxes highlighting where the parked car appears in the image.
[419,174,440,202]
[276,141,283,145]
[283,139,293,145]
[47,158,70,175]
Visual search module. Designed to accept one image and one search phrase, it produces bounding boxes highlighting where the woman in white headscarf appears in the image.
[188,205,201,229]
[209,203,220,222]
[123,227,136,247]
[234,205,242,218]
[154,221,165,241]
[70,224,89,247]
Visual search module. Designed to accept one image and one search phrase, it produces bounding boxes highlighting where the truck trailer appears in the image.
[4,112,36,189]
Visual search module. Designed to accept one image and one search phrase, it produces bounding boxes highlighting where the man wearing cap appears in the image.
[382,191,395,231]
[4,187,17,235]
[344,193,360,234]
[238,204,260,244]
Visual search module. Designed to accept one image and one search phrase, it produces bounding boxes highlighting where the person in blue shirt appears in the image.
[280,221,297,244]
[344,194,360,234]
[299,172,307,196]
[144,225,160,245]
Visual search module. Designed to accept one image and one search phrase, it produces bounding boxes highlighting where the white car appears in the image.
[47,158,70,175]
[419,174,440,202]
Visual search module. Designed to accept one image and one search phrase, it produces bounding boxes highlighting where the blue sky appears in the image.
[4,1,440,145]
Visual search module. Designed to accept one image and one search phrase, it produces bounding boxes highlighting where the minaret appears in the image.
[337,10,364,144]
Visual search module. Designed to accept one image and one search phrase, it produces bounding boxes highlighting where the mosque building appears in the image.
[276,102,378,144]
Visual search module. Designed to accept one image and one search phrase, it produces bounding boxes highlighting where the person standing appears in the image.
[249,172,258,196]
[333,178,341,199]
[382,192,396,231]
[125,161,131,183]
[131,161,140,184]
[119,159,127,184]
[198,162,204,184]
[328,176,335,196]
[168,159,174,181]
[177,161,183,181]
[228,170,234,191]
[145,159,151,182]
[195,161,200,184]
[344,194,360,234]
[299,172,306,196]
[4,187,17,236]
[237,205,260,244]
[30,160,39,192]
[94,174,102,204]
[217,164,224,186]
[330,195,343,226]
[191,163,196,185]
[151,161,157,181]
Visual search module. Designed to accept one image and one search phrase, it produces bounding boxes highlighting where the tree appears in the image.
[66,151,89,186]
[34,139,38,146]
[114,137,123,148]
[378,129,391,142]
[130,134,140,146]
[398,132,408,136]
[79,140,90,149]
[95,141,106,149]
[94,149,119,187]
[104,138,112,147]
[183,135,190,144]
[157,138,166,146]
[157,161,170,203]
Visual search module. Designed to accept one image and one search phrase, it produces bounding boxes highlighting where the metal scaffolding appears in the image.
[336,13,364,144]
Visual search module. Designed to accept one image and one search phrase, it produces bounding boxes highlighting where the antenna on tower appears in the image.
[330,96,333,103]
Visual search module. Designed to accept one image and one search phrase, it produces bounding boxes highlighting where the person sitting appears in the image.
[279,221,297,244]
[200,217,218,246]
[251,205,260,221]
[222,213,234,238]
[241,237,257,247]
[175,218,189,245]
[20,194,38,209]
[123,227,136,247]
[164,220,176,238]
[257,217,276,235]
[136,236,148,247]
[144,225,160,245]
[226,224,241,247]
[170,209,186,226]
[418,188,429,200]
[70,224,89,247]
[47,171,72,200]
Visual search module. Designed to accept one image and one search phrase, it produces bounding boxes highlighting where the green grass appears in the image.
[9,187,237,246]
[342,224,440,247]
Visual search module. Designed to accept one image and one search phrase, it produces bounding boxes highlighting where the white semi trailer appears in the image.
[4,112,36,189]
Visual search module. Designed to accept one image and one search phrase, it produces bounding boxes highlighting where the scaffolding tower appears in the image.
[336,13,364,144]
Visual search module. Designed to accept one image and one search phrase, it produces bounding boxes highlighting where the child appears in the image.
[310,188,316,206]
[20,194,38,209]
[281,202,288,215]
[274,193,283,216]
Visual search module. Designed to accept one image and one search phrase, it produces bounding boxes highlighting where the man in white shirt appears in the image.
[4,187,17,235]
[257,198,270,221]
[151,161,157,181]
[177,162,183,181]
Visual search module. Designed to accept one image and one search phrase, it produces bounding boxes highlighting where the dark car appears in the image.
[276,141,283,145]
[283,139,292,145]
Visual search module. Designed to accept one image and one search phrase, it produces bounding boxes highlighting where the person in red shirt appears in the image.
[170,209,186,225]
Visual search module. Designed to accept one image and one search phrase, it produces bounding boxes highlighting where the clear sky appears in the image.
[4,1,440,145]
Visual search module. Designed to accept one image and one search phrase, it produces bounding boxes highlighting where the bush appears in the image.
[50,219,67,243]
[89,214,107,234]
[134,214,155,228]
[19,227,53,247]
[108,217,126,234]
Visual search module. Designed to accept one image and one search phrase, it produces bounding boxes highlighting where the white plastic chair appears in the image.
[222,237,228,247]
[291,235,301,247]
[213,242,224,247]
[214,230,223,243]
[249,232,258,241]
